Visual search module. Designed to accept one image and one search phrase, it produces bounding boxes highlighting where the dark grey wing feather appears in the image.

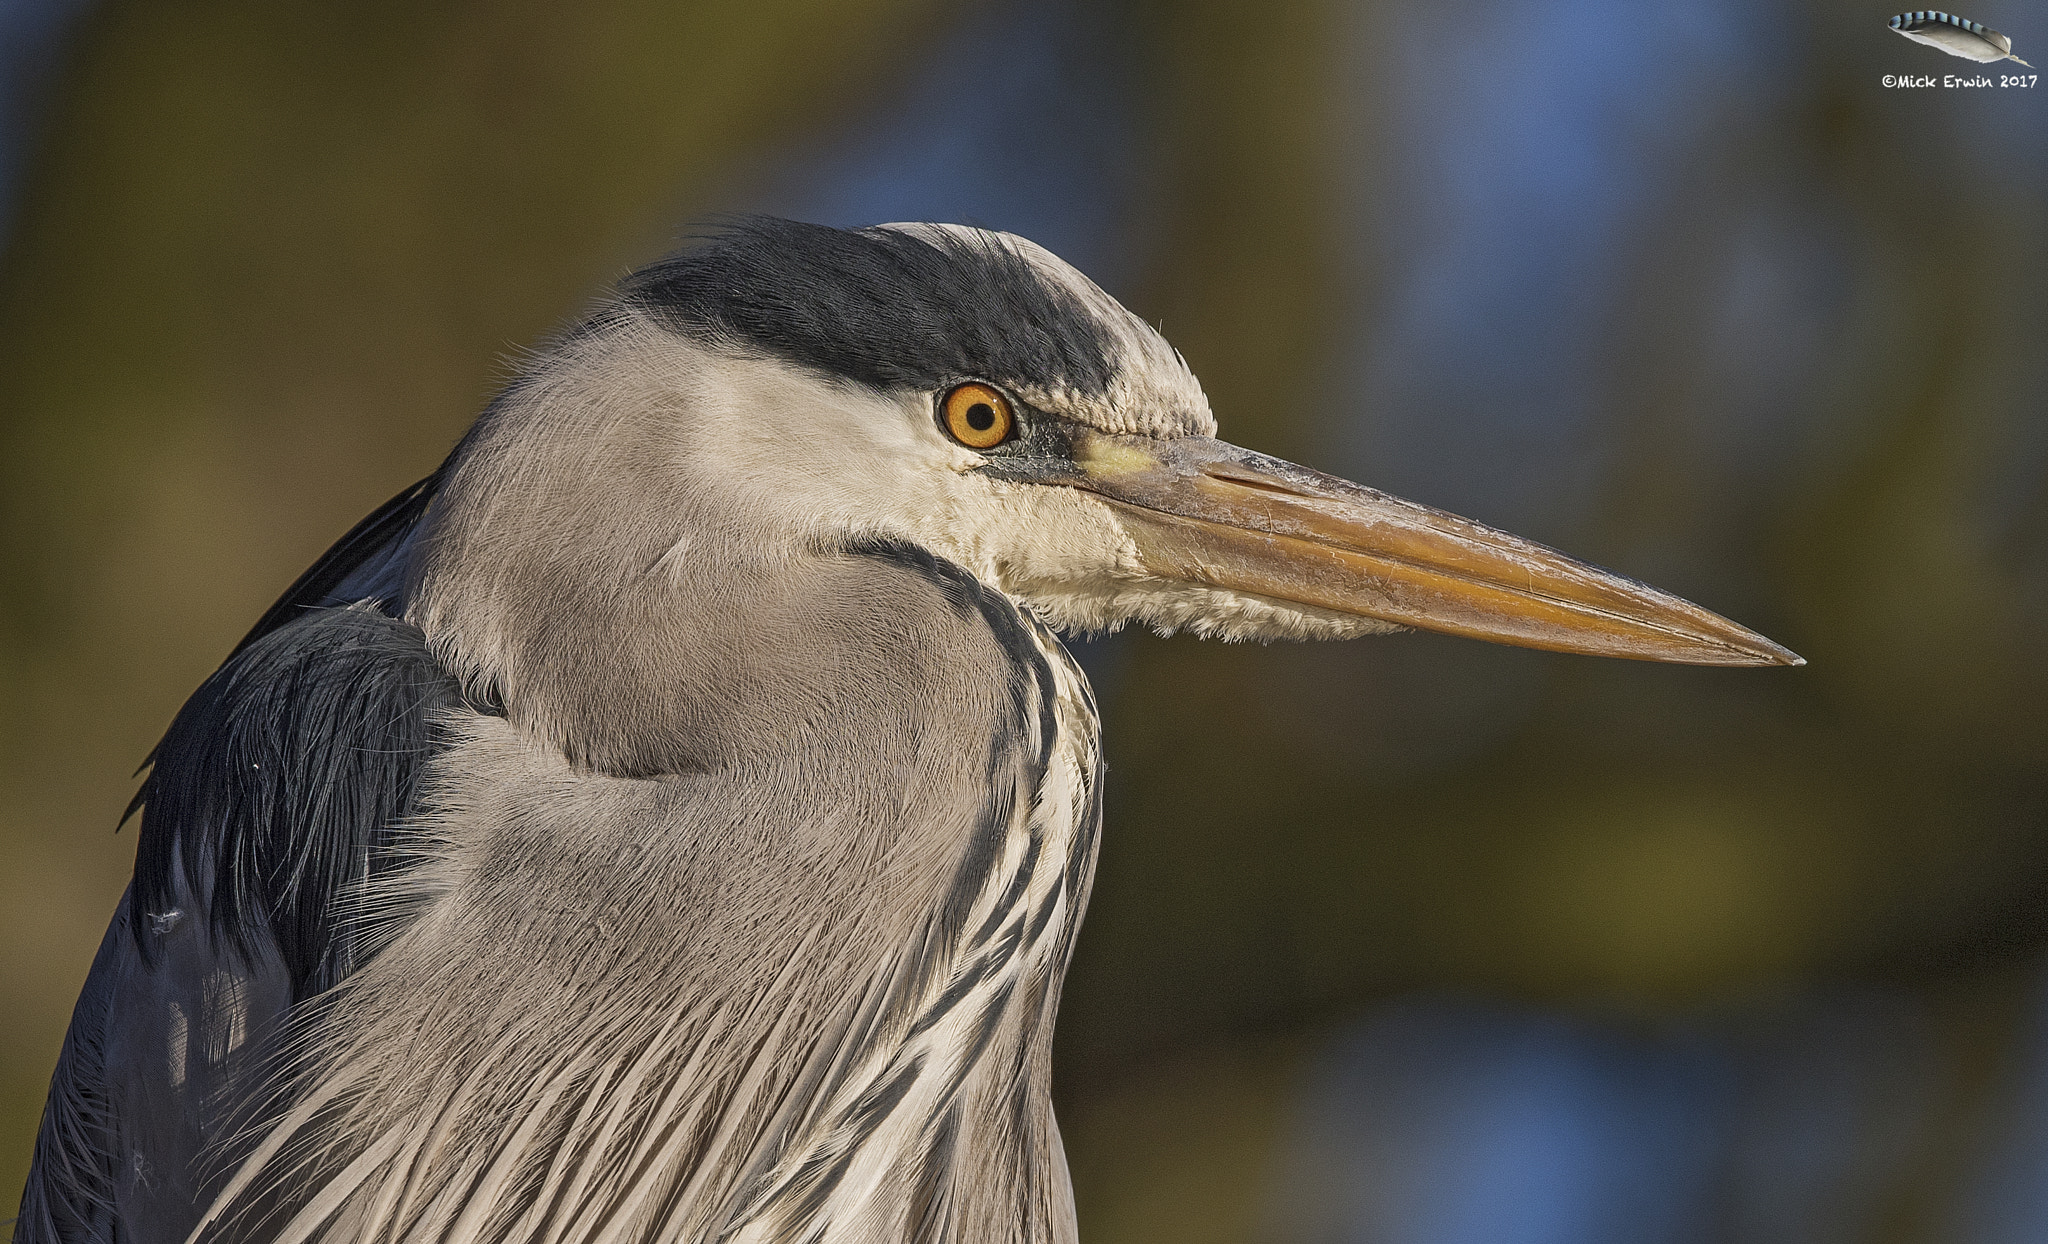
[18,482,457,1244]
[130,606,467,999]
[17,888,293,1244]
[16,910,128,1244]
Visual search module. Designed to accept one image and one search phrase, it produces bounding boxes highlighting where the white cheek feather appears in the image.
[661,345,958,556]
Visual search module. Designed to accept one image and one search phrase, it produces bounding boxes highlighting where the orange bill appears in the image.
[1060,431,1801,667]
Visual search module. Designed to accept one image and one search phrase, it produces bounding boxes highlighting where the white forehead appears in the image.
[880,222,1216,438]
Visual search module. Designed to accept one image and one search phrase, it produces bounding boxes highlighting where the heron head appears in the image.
[421,218,1798,669]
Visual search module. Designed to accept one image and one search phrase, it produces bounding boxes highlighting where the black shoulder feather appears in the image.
[130,605,463,1001]
[121,471,455,1000]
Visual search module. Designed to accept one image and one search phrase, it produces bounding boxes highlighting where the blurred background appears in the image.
[1,1,2045,1239]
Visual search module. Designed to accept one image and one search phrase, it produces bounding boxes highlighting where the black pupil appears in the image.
[966,403,996,432]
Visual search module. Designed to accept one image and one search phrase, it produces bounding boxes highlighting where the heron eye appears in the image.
[940,382,1015,450]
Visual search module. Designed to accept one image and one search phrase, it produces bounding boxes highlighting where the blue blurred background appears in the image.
[2,1,2045,1239]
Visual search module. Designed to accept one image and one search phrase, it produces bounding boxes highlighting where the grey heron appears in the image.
[18,218,1799,1244]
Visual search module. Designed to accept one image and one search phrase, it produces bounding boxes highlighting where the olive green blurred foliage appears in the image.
[3,0,2046,1238]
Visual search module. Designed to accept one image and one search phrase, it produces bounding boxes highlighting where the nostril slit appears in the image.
[1207,469,1310,499]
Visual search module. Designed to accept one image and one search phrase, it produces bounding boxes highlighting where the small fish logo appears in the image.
[1888,11,2032,66]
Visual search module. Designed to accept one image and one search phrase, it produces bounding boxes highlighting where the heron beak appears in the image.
[1055,431,1802,666]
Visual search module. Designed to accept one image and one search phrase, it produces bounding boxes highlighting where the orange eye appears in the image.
[940,383,1014,450]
